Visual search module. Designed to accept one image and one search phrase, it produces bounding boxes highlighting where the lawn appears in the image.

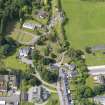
[10,30,33,43]
[61,0,105,49]
[3,48,28,71]
[86,76,95,89]
[61,0,105,65]
[46,93,60,105]
[86,51,105,66]
[8,22,34,43]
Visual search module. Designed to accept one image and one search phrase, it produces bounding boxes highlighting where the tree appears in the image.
[85,46,92,54]
[29,77,42,86]
[32,50,41,63]
[61,40,70,51]
[51,53,57,58]
[78,99,98,105]
[77,86,93,98]
[83,87,93,98]
[41,68,59,83]
[44,45,52,56]
[43,57,55,65]
[93,85,105,96]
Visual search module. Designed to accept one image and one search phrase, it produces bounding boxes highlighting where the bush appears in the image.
[85,47,92,54]
[77,86,93,98]
[41,68,59,83]
[93,85,105,96]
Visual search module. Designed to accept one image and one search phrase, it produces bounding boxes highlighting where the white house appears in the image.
[19,47,31,58]
[23,23,36,30]
[0,101,5,105]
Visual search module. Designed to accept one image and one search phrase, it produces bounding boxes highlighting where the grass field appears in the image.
[10,30,33,43]
[86,76,95,89]
[3,48,28,71]
[46,93,60,105]
[8,22,34,43]
[61,0,105,49]
[61,0,105,65]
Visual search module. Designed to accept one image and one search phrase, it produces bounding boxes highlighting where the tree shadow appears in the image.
[5,20,18,36]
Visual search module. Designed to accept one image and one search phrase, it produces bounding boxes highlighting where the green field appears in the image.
[61,0,105,65]
[46,93,60,105]
[61,0,105,49]
[3,48,28,71]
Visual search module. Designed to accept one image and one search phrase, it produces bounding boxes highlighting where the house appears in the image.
[0,75,8,95]
[0,75,17,95]
[18,47,32,58]
[0,101,5,105]
[69,64,76,71]
[23,22,42,30]
[28,86,50,103]
[23,23,36,30]
[64,64,77,78]
[68,70,78,78]
[0,75,19,105]
[94,96,105,105]
[0,94,20,105]
[88,65,105,76]
[37,10,48,19]
[49,63,61,70]
[93,75,105,84]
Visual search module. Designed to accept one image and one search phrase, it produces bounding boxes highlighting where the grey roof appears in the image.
[0,75,8,82]
[0,94,20,105]
[37,10,48,18]
[0,75,8,91]
[69,64,76,71]
[23,23,36,30]
[91,45,105,51]
[94,96,105,105]
[28,86,50,103]
[89,68,105,76]
[19,47,31,57]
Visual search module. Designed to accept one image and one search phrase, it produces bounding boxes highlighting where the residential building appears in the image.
[0,75,17,95]
[23,23,36,30]
[18,47,32,58]
[23,23,42,30]
[94,96,105,105]
[28,86,50,103]
[37,10,48,19]
[0,101,5,105]
[93,75,105,84]
[69,64,76,71]
[0,75,8,95]
[0,94,20,105]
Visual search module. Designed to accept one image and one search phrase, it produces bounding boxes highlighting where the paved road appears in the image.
[21,57,57,93]
[31,71,57,93]
[88,65,105,75]
[57,81,65,105]
[57,68,72,105]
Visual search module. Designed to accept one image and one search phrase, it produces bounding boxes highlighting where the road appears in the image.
[57,68,72,105]
[31,71,57,93]
[57,81,65,105]
[88,65,105,75]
